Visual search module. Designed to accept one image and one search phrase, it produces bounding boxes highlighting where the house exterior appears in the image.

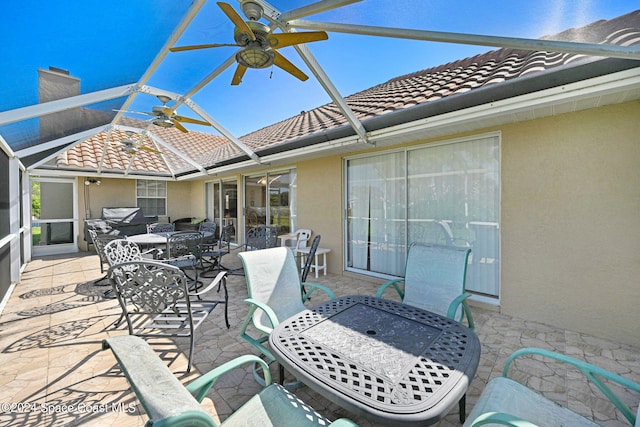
[6,10,640,347]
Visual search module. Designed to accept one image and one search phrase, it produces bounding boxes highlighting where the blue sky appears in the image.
[2,0,639,141]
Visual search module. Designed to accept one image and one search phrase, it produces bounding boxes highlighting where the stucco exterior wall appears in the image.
[500,102,640,347]
[296,154,345,274]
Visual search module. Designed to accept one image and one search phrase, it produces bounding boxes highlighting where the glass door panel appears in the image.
[32,178,77,256]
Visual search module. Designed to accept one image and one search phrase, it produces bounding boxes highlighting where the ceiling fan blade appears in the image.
[173,115,211,126]
[173,121,189,133]
[170,43,240,52]
[272,51,309,81]
[217,2,256,41]
[268,31,328,49]
[139,146,162,154]
[231,64,248,85]
[113,109,153,117]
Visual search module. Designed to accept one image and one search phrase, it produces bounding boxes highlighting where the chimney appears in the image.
[38,66,82,141]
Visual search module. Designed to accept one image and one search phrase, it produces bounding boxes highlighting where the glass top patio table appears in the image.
[269,295,481,426]
[126,231,176,246]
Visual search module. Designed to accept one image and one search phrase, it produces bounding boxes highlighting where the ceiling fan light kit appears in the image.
[236,46,274,68]
[152,117,176,128]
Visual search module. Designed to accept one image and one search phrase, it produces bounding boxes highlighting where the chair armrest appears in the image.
[301,282,336,302]
[504,348,640,425]
[376,279,405,299]
[328,418,361,427]
[186,354,271,403]
[188,271,227,297]
[243,297,280,334]
[468,411,539,426]
[447,292,475,330]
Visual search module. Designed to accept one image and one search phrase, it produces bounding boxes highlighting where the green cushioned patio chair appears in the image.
[464,347,640,427]
[238,246,336,383]
[376,242,474,329]
[103,335,358,427]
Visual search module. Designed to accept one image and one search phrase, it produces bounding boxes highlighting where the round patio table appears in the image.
[126,231,175,246]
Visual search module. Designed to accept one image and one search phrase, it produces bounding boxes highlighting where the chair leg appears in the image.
[458,394,466,423]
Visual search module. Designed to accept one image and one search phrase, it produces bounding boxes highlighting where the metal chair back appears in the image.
[301,235,321,283]
[146,222,174,233]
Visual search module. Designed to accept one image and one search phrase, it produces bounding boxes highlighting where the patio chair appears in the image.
[103,238,157,266]
[102,335,357,427]
[146,222,174,233]
[198,221,218,248]
[238,246,336,384]
[108,260,228,372]
[163,231,203,289]
[200,224,234,277]
[376,242,474,330]
[88,228,120,277]
[463,347,640,427]
[243,225,279,251]
[300,234,321,296]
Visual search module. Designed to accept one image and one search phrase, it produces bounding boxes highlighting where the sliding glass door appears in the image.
[244,169,296,237]
[205,179,238,244]
[345,134,500,298]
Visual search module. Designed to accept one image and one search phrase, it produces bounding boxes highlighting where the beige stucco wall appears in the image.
[500,102,640,347]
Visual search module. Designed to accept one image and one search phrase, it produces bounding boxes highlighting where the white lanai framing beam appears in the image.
[288,20,640,60]
[253,0,370,144]
[0,84,135,127]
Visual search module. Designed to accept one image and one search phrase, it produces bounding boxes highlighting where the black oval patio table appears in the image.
[269,295,481,426]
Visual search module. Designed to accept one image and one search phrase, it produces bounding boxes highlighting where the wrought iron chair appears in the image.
[199,224,234,277]
[163,231,203,288]
[376,242,474,330]
[146,222,175,233]
[103,335,357,427]
[88,228,120,277]
[238,247,336,384]
[243,225,279,251]
[198,221,217,245]
[300,234,321,298]
[103,238,157,267]
[108,260,228,372]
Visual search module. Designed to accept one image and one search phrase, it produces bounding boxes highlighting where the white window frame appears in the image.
[136,179,167,217]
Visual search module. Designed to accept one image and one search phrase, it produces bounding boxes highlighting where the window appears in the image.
[345,134,500,298]
[136,180,166,216]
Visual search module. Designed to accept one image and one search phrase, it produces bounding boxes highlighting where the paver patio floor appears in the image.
[0,251,638,426]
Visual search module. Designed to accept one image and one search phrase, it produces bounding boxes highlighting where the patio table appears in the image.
[127,231,214,248]
[269,295,481,426]
[126,231,176,247]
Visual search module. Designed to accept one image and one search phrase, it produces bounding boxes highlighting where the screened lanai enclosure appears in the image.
[1,1,639,318]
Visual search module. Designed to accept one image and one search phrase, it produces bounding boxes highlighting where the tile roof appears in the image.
[57,10,640,177]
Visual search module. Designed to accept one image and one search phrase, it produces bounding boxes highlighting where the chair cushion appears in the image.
[221,383,331,427]
[463,377,601,427]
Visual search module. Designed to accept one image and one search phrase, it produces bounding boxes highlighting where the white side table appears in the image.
[278,232,298,247]
[297,247,331,278]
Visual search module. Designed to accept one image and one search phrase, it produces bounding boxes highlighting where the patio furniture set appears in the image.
[94,225,639,426]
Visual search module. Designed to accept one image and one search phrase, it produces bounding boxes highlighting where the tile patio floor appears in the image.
[0,251,638,426]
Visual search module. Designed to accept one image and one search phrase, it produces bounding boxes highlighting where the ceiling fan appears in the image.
[116,95,211,133]
[170,1,328,85]
[117,131,162,156]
